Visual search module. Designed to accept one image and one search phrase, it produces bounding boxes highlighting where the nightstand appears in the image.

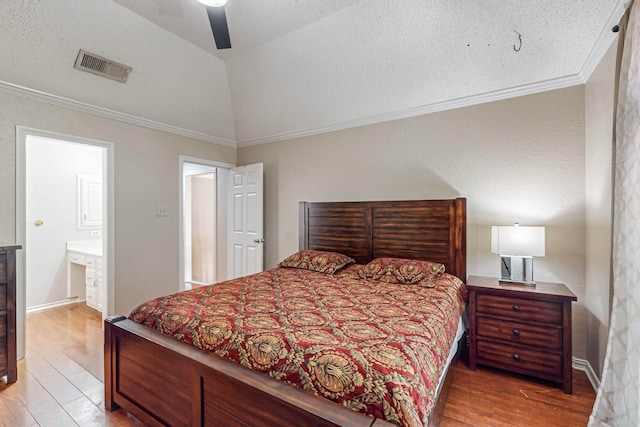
[466,275,577,394]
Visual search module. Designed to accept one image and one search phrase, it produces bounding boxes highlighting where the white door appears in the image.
[227,163,264,279]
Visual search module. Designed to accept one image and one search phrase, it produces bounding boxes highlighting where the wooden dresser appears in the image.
[467,275,577,393]
[0,245,20,384]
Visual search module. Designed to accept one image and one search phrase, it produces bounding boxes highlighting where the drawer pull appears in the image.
[512,305,520,312]
[513,353,520,361]
[513,329,520,336]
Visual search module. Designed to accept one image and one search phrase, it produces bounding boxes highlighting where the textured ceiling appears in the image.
[0,0,627,146]
[113,0,360,59]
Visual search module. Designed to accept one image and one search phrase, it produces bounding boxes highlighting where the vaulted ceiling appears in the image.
[0,1,626,147]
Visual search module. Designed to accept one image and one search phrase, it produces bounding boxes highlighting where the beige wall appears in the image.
[0,90,236,318]
[239,87,588,359]
[585,41,617,376]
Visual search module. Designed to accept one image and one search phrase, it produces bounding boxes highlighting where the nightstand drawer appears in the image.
[476,315,562,350]
[0,284,5,310]
[477,340,562,378]
[476,294,562,324]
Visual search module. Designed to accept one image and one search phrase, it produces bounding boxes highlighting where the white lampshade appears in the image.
[198,0,227,7]
[491,225,545,257]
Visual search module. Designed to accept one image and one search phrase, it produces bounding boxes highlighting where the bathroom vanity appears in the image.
[67,241,103,314]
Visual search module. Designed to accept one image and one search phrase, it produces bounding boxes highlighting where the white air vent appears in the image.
[74,50,132,83]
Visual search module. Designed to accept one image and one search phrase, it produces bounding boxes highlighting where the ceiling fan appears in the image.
[198,0,231,49]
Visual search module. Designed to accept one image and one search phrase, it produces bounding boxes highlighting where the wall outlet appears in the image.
[156,205,168,217]
[90,230,101,236]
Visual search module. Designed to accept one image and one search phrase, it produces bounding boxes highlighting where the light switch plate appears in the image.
[156,205,168,217]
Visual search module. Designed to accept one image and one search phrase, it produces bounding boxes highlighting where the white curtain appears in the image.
[589,2,640,426]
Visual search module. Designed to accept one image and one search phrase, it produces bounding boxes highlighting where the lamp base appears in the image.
[499,278,537,287]
[500,256,536,286]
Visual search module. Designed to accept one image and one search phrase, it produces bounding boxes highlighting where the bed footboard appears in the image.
[104,316,393,427]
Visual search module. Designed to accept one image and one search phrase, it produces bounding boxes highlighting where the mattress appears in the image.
[129,264,466,427]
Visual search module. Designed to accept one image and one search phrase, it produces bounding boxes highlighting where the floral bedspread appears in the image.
[129,265,466,427]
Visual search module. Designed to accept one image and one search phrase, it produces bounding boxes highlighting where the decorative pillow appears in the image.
[359,257,445,287]
[278,250,355,274]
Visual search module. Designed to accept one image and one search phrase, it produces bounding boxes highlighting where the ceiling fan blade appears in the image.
[206,7,231,49]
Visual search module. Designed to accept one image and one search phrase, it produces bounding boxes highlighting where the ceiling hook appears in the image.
[513,30,522,52]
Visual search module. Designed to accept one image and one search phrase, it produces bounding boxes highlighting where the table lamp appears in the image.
[491,224,545,285]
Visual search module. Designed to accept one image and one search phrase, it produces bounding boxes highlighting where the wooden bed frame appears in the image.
[105,198,466,427]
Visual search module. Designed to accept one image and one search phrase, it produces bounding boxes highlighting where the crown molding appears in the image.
[580,0,627,81]
[236,74,585,148]
[0,80,236,148]
[233,1,628,149]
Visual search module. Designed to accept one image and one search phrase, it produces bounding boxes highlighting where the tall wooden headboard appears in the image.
[299,198,466,281]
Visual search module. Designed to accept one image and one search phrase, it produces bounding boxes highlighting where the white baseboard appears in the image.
[26,298,84,314]
[573,357,600,392]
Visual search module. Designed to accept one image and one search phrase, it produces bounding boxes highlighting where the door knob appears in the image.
[253,238,265,244]
[34,220,44,227]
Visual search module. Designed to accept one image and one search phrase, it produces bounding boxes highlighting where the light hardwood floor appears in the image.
[441,362,596,426]
[0,303,596,426]
[0,303,143,427]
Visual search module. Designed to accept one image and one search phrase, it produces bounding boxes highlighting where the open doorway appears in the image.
[25,136,104,312]
[178,157,264,290]
[15,127,114,360]
[179,156,233,290]
[183,163,216,288]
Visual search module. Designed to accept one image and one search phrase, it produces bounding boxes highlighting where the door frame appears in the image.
[178,156,234,290]
[15,126,115,359]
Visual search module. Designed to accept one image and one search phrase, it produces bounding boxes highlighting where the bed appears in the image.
[105,198,467,427]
